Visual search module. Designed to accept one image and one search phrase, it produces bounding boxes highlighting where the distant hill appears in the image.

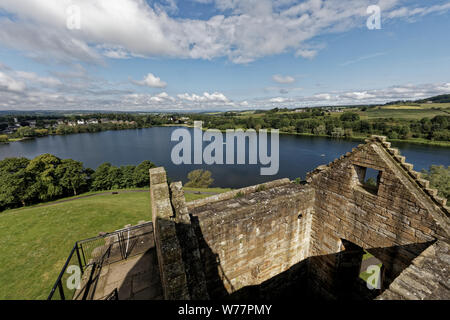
[415,94,450,104]
[384,94,450,106]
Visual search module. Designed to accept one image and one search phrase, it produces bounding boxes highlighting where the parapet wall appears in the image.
[149,168,190,299]
[188,181,315,298]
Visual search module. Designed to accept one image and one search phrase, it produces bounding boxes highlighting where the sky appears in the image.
[0,0,449,112]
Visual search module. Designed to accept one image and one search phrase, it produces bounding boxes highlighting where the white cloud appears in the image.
[0,0,445,64]
[342,91,376,100]
[0,71,26,92]
[340,52,387,67]
[249,82,450,109]
[270,97,288,103]
[132,73,167,88]
[387,3,450,19]
[272,74,295,84]
[295,49,317,59]
[177,92,229,103]
[15,71,62,87]
[313,93,332,101]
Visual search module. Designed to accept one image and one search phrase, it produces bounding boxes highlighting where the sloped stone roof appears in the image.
[376,240,450,300]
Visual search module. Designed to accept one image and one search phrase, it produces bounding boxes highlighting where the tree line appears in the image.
[0,113,177,141]
[190,111,450,142]
[0,154,156,211]
[2,110,449,144]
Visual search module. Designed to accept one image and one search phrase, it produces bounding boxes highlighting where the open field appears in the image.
[358,103,450,120]
[0,187,228,300]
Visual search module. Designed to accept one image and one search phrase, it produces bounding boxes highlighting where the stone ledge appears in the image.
[186,178,291,210]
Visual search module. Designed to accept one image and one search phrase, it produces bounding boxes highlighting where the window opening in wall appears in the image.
[355,165,382,195]
[335,240,385,299]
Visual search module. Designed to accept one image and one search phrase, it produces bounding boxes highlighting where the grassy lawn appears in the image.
[360,250,382,283]
[0,187,227,300]
[184,187,231,201]
[358,103,450,120]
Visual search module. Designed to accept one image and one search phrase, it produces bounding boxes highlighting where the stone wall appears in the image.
[148,136,449,300]
[188,181,315,298]
[149,167,190,299]
[306,136,448,299]
[169,181,210,299]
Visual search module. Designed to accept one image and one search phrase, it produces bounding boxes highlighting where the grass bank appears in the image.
[0,187,228,300]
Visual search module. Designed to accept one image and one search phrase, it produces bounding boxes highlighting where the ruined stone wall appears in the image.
[188,181,315,298]
[306,136,448,299]
[149,167,190,299]
[148,136,449,300]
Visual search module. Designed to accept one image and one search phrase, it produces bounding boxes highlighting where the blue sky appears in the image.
[0,0,449,111]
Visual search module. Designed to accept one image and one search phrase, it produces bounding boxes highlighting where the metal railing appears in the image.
[104,288,119,300]
[47,222,153,300]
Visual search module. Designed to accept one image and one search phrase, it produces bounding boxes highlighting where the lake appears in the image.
[0,127,449,188]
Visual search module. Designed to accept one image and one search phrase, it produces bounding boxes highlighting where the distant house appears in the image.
[87,119,98,124]
[28,120,36,128]
[77,120,85,125]
[68,121,77,127]
[100,118,110,123]
[4,126,17,134]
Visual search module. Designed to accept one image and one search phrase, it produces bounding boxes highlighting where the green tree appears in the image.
[313,124,326,135]
[119,165,136,189]
[16,126,36,138]
[55,159,89,196]
[25,154,63,201]
[340,112,360,122]
[0,157,32,209]
[185,169,214,188]
[421,165,450,201]
[331,127,345,138]
[133,160,156,187]
[91,163,114,191]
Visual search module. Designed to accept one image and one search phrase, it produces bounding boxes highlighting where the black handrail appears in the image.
[47,222,153,300]
[47,243,81,300]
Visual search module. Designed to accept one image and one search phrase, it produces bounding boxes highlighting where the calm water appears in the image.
[0,127,449,188]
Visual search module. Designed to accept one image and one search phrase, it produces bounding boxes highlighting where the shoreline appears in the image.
[163,124,450,148]
[3,124,450,148]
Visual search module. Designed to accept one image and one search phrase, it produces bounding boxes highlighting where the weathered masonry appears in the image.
[149,135,449,300]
